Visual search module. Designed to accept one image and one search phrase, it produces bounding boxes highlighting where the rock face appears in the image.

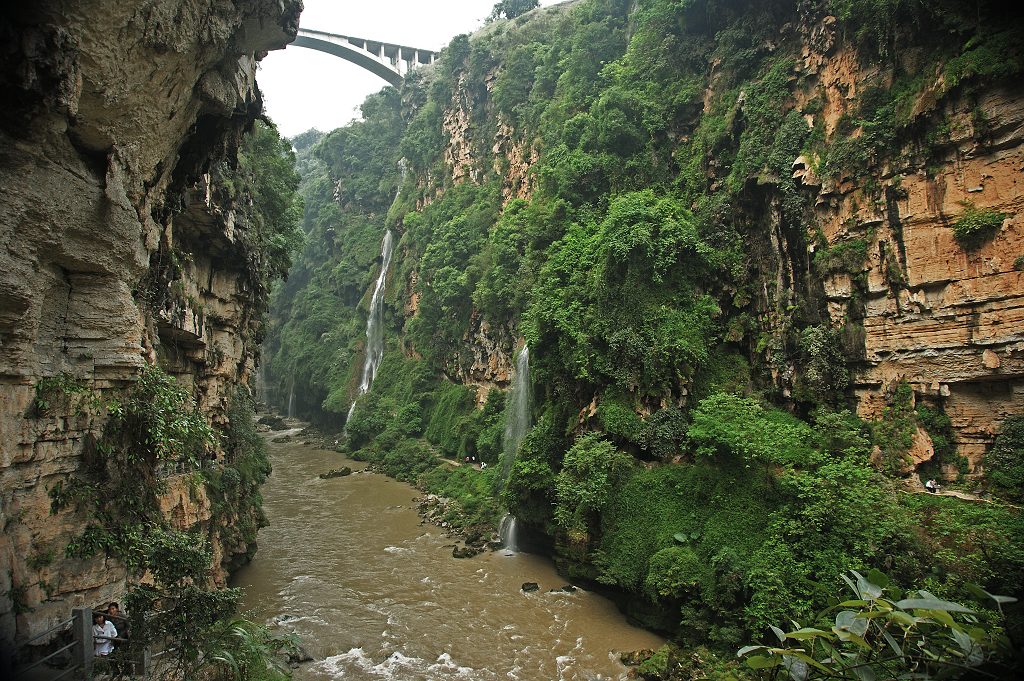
[423,8,1023,473]
[0,0,299,652]
[795,27,1024,469]
[457,313,516,404]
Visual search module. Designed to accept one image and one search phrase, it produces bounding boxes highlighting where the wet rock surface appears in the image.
[319,467,352,479]
[258,414,289,430]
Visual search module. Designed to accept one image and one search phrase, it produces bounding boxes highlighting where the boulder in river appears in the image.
[521,582,540,592]
[319,467,352,479]
[287,644,314,667]
[271,435,293,443]
[452,544,482,559]
[258,414,289,430]
[620,649,655,666]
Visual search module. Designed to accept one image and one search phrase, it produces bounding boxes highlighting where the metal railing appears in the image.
[11,611,81,680]
[10,615,77,679]
[11,607,151,680]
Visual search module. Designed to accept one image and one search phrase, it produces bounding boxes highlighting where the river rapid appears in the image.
[232,429,664,681]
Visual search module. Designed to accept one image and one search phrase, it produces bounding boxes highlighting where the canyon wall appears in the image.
[265,1,1024,650]
[794,22,1024,471]
[420,4,1023,471]
[0,0,299,652]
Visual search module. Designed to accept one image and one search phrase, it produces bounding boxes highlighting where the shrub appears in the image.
[688,393,820,468]
[554,433,634,536]
[870,381,916,475]
[951,202,1006,250]
[985,416,1024,502]
[739,570,1019,680]
[813,238,868,275]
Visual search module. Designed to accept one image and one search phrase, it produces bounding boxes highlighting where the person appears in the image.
[106,602,127,644]
[925,479,938,493]
[93,612,117,656]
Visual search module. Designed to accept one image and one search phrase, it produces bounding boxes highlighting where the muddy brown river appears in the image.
[232,430,663,680]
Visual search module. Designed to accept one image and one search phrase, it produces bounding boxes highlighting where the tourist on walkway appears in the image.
[92,612,117,656]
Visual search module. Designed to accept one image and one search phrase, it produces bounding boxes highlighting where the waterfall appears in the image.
[255,363,267,410]
[499,345,530,490]
[347,230,395,422]
[499,513,519,553]
[287,386,295,419]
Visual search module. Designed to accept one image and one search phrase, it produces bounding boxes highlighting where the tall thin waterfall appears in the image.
[499,514,519,552]
[499,345,531,490]
[287,385,295,419]
[347,230,395,423]
[255,363,268,409]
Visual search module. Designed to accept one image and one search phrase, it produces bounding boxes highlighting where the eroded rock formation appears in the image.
[0,0,299,651]
[425,6,1022,473]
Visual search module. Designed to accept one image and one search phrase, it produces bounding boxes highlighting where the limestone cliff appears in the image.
[0,0,299,652]
[408,3,1022,474]
[793,16,1023,471]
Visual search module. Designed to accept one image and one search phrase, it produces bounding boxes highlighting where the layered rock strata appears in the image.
[0,0,299,653]
[795,21,1024,469]
[426,9,1022,472]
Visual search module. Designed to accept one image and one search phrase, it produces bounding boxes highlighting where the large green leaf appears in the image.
[786,627,832,641]
[895,598,974,613]
[745,654,781,669]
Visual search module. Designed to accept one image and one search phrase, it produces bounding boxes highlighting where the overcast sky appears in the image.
[258,1,561,138]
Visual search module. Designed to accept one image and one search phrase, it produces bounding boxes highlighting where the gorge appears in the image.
[3,0,1024,679]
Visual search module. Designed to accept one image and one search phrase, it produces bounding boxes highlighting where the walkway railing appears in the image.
[10,613,79,680]
[11,607,150,680]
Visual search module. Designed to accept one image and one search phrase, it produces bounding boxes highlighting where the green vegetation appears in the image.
[813,238,868,276]
[33,372,101,415]
[739,570,1018,680]
[489,0,539,21]
[950,202,1007,251]
[45,366,289,678]
[207,388,274,561]
[264,0,1024,675]
[210,120,304,309]
[985,416,1024,503]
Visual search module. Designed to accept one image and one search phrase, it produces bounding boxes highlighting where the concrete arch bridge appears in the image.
[290,28,438,86]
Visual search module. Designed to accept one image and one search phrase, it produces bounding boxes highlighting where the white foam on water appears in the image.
[383,545,412,554]
[270,613,328,627]
[317,647,375,675]
[318,647,481,680]
[433,652,475,676]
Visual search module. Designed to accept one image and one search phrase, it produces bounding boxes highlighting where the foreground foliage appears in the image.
[739,570,1018,680]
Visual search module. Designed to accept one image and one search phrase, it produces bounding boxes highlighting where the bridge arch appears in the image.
[290,28,437,87]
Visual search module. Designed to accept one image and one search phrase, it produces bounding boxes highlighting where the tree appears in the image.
[490,0,540,21]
